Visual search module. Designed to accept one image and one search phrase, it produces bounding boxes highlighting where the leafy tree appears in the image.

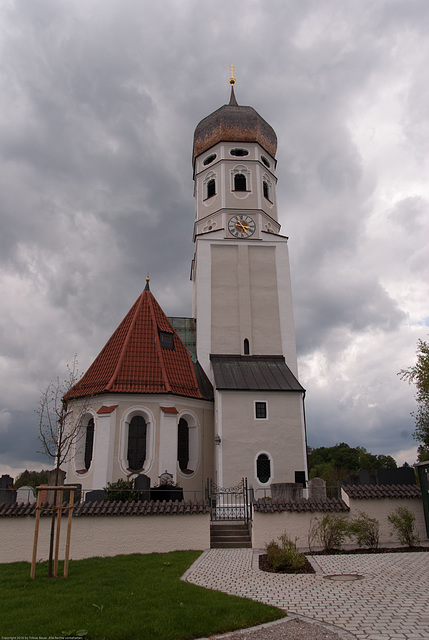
[307,442,397,484]
[399,337,429,459]
[416,444,429,462]
[375,454,397,469]
[14,469,49,489]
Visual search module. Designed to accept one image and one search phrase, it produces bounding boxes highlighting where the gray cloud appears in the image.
[0,0,428,476]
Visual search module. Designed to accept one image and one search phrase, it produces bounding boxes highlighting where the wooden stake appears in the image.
[30,490,43,579]
[30,485,77,579]
[64,489,75,578]
[53,489,63,578]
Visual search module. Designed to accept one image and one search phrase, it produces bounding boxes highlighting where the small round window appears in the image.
[203,154,216,166]
[230,148,249,157]
[261,155,270,168]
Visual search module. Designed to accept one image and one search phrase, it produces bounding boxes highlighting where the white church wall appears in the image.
[218,390,307,490]
[65,394,213,496]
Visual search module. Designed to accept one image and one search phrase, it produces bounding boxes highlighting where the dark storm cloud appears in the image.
[0,0,428,475]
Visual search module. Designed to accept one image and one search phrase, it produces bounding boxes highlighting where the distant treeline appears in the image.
[307,442,398,485]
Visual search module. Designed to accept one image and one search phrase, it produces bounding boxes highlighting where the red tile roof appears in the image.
[160,406,179,414]
[97,405,118,414]
[64,283,203,401]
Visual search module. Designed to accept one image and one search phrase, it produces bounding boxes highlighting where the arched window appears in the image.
[128,415,147,471]
[177,413,198,475]
[244,338,250,355]
[177,418,189,471]
[207,179,216,198]
[234,173,247,191]
[263,181,269,200]
[74,413,95,474]
[257,453,271,484]
[84,417,94,471]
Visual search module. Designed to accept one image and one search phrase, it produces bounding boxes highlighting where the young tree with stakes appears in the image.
[37,357,87,577]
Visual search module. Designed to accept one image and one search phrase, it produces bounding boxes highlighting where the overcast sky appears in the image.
[1,0,428,479]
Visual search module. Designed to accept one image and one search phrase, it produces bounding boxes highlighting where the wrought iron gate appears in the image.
[206,478,252,523]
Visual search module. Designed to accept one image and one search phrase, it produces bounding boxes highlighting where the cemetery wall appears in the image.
[0,512,210,563]
[252,496,427,550]
[341,493,427,544]
[252,510,316,549]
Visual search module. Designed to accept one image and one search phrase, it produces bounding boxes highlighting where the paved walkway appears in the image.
[183,549,429,640]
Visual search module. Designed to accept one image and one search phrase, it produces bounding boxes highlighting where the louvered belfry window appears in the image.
[257,453,271,483]
[177,418,189,471]
[84,417,94,470]
[207,178,216,198]
[234,173,247,191]
[128,415,147,471]
[263,181,269,199]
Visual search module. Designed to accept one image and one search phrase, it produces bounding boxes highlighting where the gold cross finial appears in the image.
[229,64,236,85]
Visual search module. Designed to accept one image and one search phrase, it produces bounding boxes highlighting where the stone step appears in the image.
[210,522,252,548]
[211,540,252,548]
[210,526,250,535]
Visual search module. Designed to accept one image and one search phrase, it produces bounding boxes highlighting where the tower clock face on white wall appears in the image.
[228,214,256,238]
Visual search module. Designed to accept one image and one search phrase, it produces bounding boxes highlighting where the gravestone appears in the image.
[85,490,106,503]
[134,474,151,501]
[308,477,327,501]
[376,467,416,486]
[150,485,184,502]
[16,485,36,504]
[0,474,16,504]
[358,468,375,485]
[271,482,303,502]
[46,469,66,505]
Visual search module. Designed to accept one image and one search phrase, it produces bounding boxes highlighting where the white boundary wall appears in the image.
[1,496,426,563]
[0,513,210,564]
[252,496,427,550]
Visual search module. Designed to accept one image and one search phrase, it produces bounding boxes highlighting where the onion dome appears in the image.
[193,86,277,161]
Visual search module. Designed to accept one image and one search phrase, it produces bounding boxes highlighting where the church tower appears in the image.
[62,75,307,501]
[192,75,308,491]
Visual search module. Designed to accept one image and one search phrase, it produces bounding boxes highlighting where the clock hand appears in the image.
[236,221,250,233]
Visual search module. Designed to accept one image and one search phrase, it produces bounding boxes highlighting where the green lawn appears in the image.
[0,551,284,640]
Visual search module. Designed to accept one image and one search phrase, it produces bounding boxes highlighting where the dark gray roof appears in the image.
[0,499,210,517]
[253,498,349,513]
[210,355,305,392]
[193,360,214,401]
[193,87,277,160]
[342,484,422,500]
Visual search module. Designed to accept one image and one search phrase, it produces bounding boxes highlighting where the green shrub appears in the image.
[387,506,420,546]
[266,533,306,571]
[309,513,349,551]
[104,478,140,502]
[348,512,380,548]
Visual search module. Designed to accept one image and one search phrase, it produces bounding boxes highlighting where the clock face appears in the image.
[228,215,256,238]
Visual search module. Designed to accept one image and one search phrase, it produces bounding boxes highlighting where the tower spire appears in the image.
[228,63,236,85]
[228,64,238,106]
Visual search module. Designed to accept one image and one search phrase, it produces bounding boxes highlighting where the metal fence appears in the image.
[206,478,252,522]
